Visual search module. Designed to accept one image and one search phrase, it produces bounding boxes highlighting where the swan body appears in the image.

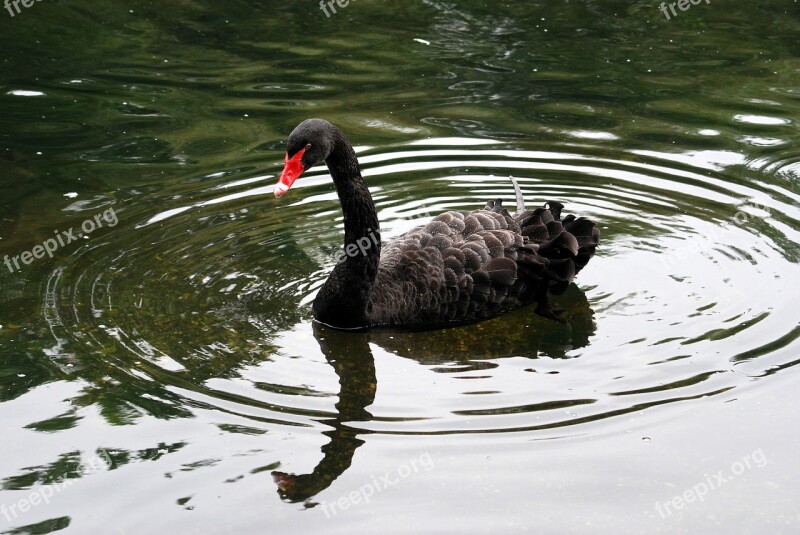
[275,119,599,331]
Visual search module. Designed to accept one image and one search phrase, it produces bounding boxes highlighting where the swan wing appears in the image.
[369,200,598,327]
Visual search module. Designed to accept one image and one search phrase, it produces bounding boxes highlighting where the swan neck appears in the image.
[327,138,381,259]
[313,135,381,328]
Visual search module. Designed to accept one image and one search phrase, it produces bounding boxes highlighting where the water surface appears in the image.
[1,1,799,533]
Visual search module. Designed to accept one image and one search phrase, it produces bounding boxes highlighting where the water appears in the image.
[1,1,799,533]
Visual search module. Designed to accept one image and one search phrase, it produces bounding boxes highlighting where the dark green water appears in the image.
[1,1,799,533]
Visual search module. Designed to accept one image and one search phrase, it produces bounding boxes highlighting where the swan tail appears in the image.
[515,202,600,321]
[562,214,600,274]
[516,203,600,272]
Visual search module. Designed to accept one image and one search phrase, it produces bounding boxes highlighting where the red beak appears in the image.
[274,147,307,198]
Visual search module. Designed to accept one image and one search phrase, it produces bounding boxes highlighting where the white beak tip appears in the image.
[274,183,289,198]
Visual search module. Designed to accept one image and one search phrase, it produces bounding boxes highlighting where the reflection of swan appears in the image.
[369,283,596,364]
[274,119,599,330]
[270,287,595,503]
[272,329,376,503]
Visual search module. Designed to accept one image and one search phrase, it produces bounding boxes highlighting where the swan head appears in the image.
[274,119,336,197]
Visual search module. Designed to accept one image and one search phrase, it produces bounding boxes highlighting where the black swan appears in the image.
[274,119,599,330]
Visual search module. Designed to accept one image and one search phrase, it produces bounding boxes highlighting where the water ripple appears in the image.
[39,139,800,438]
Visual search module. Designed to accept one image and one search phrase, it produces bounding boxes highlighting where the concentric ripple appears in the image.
[42,138,800,438]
